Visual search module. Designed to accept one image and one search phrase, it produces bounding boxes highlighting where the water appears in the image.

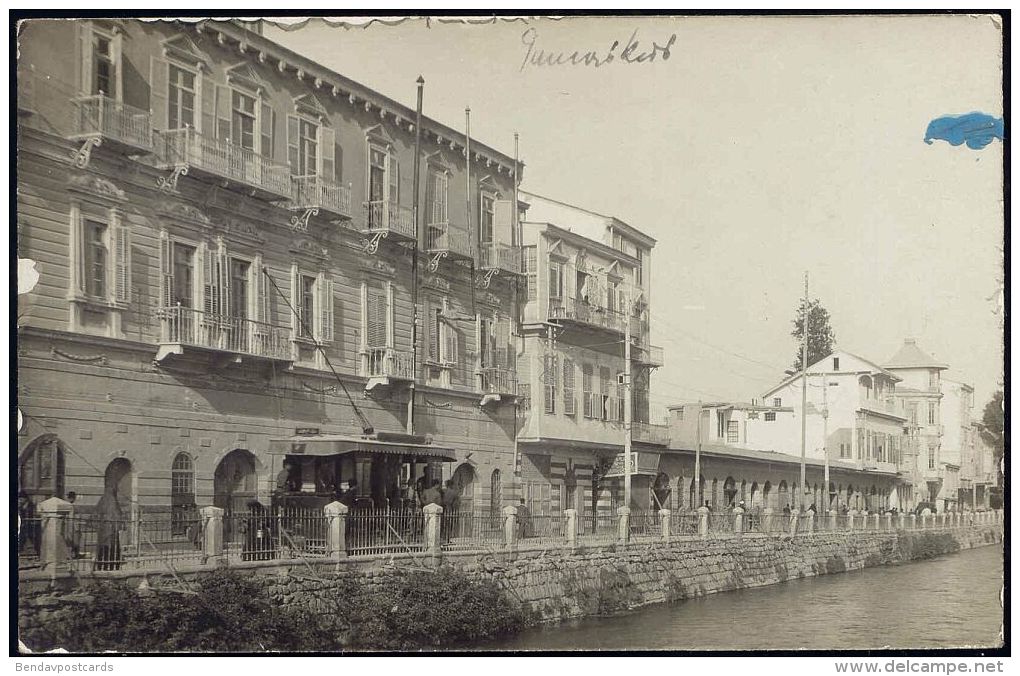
[493,545,1004,651]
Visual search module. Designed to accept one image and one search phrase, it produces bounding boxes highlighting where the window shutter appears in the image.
[318,274,334,343]
[290,264,300,335]
[495,316,510,368]
[214,85,231,141]
[201,241,215,315]
[442,318,458,365]
[526,248,537,302]
[260,102,274,160]
[548,264,559,299]
[388,151,400,205]
[199,74,216,135]
[217,242,230,318]
[69,206,85,296]
[287,115,299,173]
[425,300,437,362]
[159,230,173,307]
[149,56,169,131]
[366,289,387,348]
[77,24,93,94]
[253,254,268,324]
[112,212,130,304]
[318,126,335,181]
[493,199,513,246]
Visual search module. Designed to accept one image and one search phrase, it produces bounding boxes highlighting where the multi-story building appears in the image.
[940,379,975,510]
[16,19,527,525]
[514,191,666,517]
[883,339,951,509]
[962,421,998,509]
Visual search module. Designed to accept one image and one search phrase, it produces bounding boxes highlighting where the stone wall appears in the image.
[19,525,1003,637]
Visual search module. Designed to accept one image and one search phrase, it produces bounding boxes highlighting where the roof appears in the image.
[883,339,949,370]
[665,443,898,476]
[519,190,657,247]
[761,350,900,397]
[667,402,793,413]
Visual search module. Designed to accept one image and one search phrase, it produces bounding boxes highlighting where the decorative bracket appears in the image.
[290,207,319,231]
[427,251,448,272]
[363,230,388,254]
[156,165,189,193]
[71,137,102,169]
[477,268,499,289]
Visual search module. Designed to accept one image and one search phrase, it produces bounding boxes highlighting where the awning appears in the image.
[268,434,457,462]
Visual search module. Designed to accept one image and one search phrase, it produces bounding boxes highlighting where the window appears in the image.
[168,65,196,130]
[717,412,726,438]
[489,470,502,521]
[84,220,107,298]
[765,411,777,422]
[928,402,937,425]
[543,354,557,414]
[563,358,576,415]
[292,270,334,345]
[480,193,495,244]
[675,407,685,422]
[171,243,195,307]
[928,446,936,470]
[365,285,390,349]
[171,453,195,536]
[548,261,564,300]
[635,249,644,286]
[231,90,257,150]
[773,397,782,407]
[92,32,116,96]
[298,274,315,339]
[522,246,537,302]
[833,357,840,371]
[929,371,939,389]
[229,259,250,319]
[426,167,449,225]
[600,366,612,421]
[726,420,739,444]
[909,403,919,426]
[582,363,595,418]
[296,118,318,176]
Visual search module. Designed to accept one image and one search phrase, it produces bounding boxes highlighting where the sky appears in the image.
[265,15,1005,417]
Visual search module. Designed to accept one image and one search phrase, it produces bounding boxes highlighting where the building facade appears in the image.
[16,19,526,522]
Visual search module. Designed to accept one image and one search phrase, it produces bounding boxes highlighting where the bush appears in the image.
[21,568,527,653]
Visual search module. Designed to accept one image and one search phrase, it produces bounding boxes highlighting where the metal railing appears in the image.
[549,297,628,333]
[65,513,206,573]
[346,508,426,557]
[223,506,329,562]
[156,127,292,198]
[292,174,352,218]
[632,343,664,367]
[442,511,505,551]
[158,305,291,361]
[71,94,152,151]
[366,347,415,381]
[479,242,522,273]
[365,200,416,239]
[631,422,670,446]
[577,510,619,545]
[480,366,518,396]
[425,222,473,257]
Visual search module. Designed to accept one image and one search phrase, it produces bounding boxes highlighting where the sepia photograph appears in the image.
[13,11,1006,656]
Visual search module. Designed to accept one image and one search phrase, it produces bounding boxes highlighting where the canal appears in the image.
[493,545,1003,651]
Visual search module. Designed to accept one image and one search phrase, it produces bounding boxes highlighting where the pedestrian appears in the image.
[422,479,443,507]
[783,503,791,516]
[241,500,274,562]
[516,498,531,540]
[65,491,82,559]
[95,488,124,571]
[18,492,39,558]
[808,503,817,514]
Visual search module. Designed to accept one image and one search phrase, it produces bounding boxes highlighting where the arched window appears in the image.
[750,481,759,509]
[723,477,737,506]
[763,481,772,509]
[489,469,502,520]
[171,453,196,536]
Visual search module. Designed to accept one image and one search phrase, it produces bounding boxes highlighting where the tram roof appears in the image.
[268,434,457,462]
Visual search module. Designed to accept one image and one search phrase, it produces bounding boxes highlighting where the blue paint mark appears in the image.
[924,112,1004,150]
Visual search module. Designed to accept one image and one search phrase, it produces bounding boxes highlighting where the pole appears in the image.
[407,76,424,436]
[800,272,809,510]
[695,402,703,507]
[624,293,633,510]
[465,107,473,255]
[512,132,521,477]
[823,372,829,510]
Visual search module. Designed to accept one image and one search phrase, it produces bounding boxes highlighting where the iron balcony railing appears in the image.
[479,242,522,274]
[156,127,292,199]
[158,305,291,361]
[480,366,518,396]
[549,297,628,334]
[632,342,664,367]
[364,200,416,239]
[425,222,473,258]
[631,422,670,446]
[366,347,415,381]
[291,175,352,219]
[71,94,152,151]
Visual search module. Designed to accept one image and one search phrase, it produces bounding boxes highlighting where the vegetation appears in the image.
[20,568,528,653]
[791,298,836,371]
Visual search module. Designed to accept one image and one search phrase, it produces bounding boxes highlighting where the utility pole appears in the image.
[800,272,809,510]
[822,372,829,511]
[695,402,703,507]
[623,292,633,510]
[407,76,424,436]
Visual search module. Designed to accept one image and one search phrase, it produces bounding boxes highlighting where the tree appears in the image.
[980,389,1005,460]
[790,298,836,371]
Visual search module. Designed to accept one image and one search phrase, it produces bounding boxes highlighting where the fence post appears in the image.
[658,508,671,542]
[762,508,774,534]
[617,506,631,545]
[564,508,577,550]
[803,510,814,534]
[922,511,931,529]
[872,513,880,530]
[502,505,518,548]
[199,506,224,564]
[884,513,893,531]
[323,501,348,561]
[38,497,73,575]
[790,508,800,535]
[697,506,710,539]
[909,513,917,530]
[423,503,444,561]
[733,507,744,539]
[847,509,857,531]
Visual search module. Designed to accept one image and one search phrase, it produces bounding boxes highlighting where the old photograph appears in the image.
[14,12,1005,654]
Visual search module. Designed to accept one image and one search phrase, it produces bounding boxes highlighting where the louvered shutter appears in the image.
[201,242,215,315]
[318,274,334,343]
[442,318,458,365]
[77,24,92,94]
[71,208,86,296]
[495,316,510,368]
[149,57,169,131]
[318,126,335,181]
[159,230,172,307]
[287,115,300,173]
[388,151,399,204]
[112,212,130,304]
[366,289,387,348]
[260,102,274,160]
[426,300,438,362]
[290,265,300,336]
[217,242,230,318]
[253,254,268,324]
[214,85,231,141]
[493,200,513,246]
[199,75,216,135]
[526,248,537,302]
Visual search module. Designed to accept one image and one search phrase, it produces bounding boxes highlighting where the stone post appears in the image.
[790,508,800,535]
[921,511,931,529]
[909,513,917,530]
[697,506,710,539]
[762,508,774,534]
[898,512,906,530]
[872,513,880,530]
[659,509,672,542]
[803,510,814,534]
[847,509,857,531]
[424,503,444,558]
[323,501,349,561]
[617,506,631,545]
[564,508,578,550]
[884,513,893,531]
[502,505,518,548]
[38,497,73,574]
[199,506,224,564]
[733,507,744,539]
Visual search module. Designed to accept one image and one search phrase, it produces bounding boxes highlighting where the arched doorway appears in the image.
[489,469,502,520]
[723,477,737,507]
[19,435,66,505]
[171,453,196,535]
[450,463,476,514]
[739,479,747,505]
[750,481,759,509]
[763,481,772,509]
[828,482,837,510]
[214,449,258,516]
[651,472,672,511]
[777,480,789,510]
[104,458,133,511]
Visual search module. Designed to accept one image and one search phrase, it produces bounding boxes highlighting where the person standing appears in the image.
[95,488,124,571]
[516,498,531,540]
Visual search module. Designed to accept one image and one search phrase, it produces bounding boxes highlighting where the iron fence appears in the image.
[346,508,426,557]
[441,511,505,551]
[628,511,660,539]
[291,174,352,219]
[158,305,292,360]
[72,94,152,151]
[65,513,206,573]
[577,510,619,545]
[670,511,701,537]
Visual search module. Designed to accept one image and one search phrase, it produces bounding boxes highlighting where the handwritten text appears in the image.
[520,27,676,73]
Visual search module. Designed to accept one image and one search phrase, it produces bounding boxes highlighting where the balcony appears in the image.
[155,305,291,363]
[631,422,670,446]
[549,297,628,335]
[479,242,522,275]
[364,347,415,392]
[289,175,352,225]
[155,127,292,201]
[632,342,664,368]
[363,200,416,245]
[69,95,153,166]
[425,222,473,264]
[479,366,518,406]
[860,398,903,418]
